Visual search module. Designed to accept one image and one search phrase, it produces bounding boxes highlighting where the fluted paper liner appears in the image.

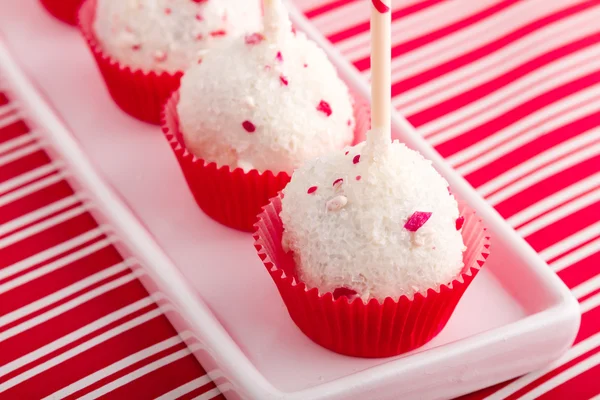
[161,91,371,232]
[78,0,182,124]
[40,0,83,25]
[254,196,490,358]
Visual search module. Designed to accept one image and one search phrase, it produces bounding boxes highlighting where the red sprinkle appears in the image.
[303,63,308,68]
[404,211,432,232]
[164,7,172,14]
[456,216,465,230]
[195,13,204,21]
[347,119,352,126]
[332,178,343,187]
[242,120,256,133]
[332,287,358,300]
[195,33,204,40]
[353,154,361,164]
[191,0,208,2]
[356,175,362,181]
[447,187,452,195]
[279,75,289,86]
[291,26,297,36]
[372,0,390,13]
[307,186,318,194]
[210,30,227,37]
[245,33,265,45]
[345,151,349,155]
[131,44,141,51]
[276,51,283,62]
[317,100,332,117]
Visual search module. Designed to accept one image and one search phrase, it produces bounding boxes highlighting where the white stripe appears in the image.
[0,259,135,329]
[0,102,18,118]
[0,142,43,167]
[0,270,141,344]
[43,333,193,400]
[0,227,106,282]
[485,330,600,400]
[485,142,600,206]
[0,194,82,237]
[0,307,163,393]
[78,341,199,400]
[455,98,600,177]
[520,351,600,399]
[395,4,599,114]
[0,205,90,249]
[193,387,222,400]
[539,222,600,261]
[0,172,67,208]
[507,172,600,228]
[551,238,600,273]
[154,375,213,400]
[517,189,600,237]
[0,161,62,195]
[572,274,600,300]
[0,297,154,379]
[0,110,20,130]
[580,291,600,314]
[343,0,492,59]
[0,134,36,156]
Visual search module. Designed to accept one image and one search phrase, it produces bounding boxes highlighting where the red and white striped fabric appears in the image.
[1,0,599,398]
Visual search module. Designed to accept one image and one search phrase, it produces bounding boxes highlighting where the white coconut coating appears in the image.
[280,136,466,301]
[177,4,355,174]
[93,0,261,73]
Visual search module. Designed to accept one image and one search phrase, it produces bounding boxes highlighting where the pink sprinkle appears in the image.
[191,0,208,2]
[456,216,465,230]
[245,33,265,45]
[280,75,289,86]
[291,26,297,36]
[447,187,452,195]
[303,63,308,68]
[355,175,361,181]
[317,100,332,117]
[345,151,349,156]
[307,186,318,194]
[210,30,227,37]
[164,7,172,15]
[372,0,390,13]
[347,119,352,126]
[276,51,283,62]
[153,50,167,62]
[332,287,358,300]
[404,211,432,232]
[332,178,343,187]
[353,154,360,164]
[264,65,271,71]
[195,13,204,21]
[242,120,256,133]
[131,44,141,51]
[195,33,204,40]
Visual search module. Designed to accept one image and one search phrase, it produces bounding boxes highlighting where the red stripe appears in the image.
[304,0,359,19]
[0,279,151,367]
[558,251,600,288]
[0,245,123,316]
[0,212,98,270]
[180,383,222,400]
[0,119,29,145]
[328,0,444,44]
[537,362,600,400]
[464,112,600,188]
[409,32,600,127]
[102,354,210,399]
[0,147,51,183]
[2,314,174,398]
[0,179,74,227]
[506,345,600,400]
[435,70,600,157]
[0,92,8,106]
[493,155,600,218]
[524,201,600,252]
[575,303,600,344]
[391,0,599,98]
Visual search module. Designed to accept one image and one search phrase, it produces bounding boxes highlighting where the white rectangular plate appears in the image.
[0,1,581,399]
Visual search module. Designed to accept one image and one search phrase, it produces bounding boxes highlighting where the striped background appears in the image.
[1,0,599,398]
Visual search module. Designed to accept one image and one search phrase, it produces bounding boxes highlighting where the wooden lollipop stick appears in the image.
[370,0,392,143]
[263,0,291,38]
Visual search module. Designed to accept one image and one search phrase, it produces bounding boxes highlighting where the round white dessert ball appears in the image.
[280,139,466,301]
[177,29,355,174]
[93,0,261,72]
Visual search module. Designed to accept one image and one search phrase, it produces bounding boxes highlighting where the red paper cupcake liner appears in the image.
[39,0,84,25]
[254,196,490,358]
[78,0,182,125]
[161,92,370,232]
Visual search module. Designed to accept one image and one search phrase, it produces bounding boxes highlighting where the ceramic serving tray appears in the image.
[0,1,580,398]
